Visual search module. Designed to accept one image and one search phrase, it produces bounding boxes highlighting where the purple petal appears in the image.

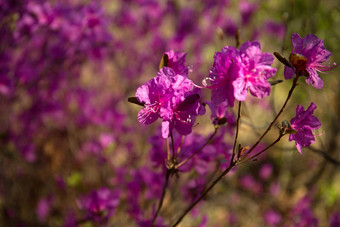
[233,78,247,101]
[305,67,324,89]
[256,65,277,79]
[138,108,159,124]
[302,34,322,56]
[211,83,232,105]
[136,84,151,103]
[284,66,295,79]
[296,141,303,154]
[248,80,271,98]
[293,128,315,147]
[291,33,303,52]
[165,49,189,76]
[258,52,275,65]
[308,115,321,129]
[177,94,200,111]
[157,66,176,79]
[240,41,261,60]
[161,121,170,138]
[174,115,194,136]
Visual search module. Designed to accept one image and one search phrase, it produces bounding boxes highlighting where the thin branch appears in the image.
[171,101,242,226]
[230,101,242,165]
[166,138,170,162]
[241,135,283,163]
[177,136,185,154]
[170,132,176,162]
[176,126,219,168]
[247,76,299,155]
[309,147,340,167]
[171,163,235,227]
[151,169,171,226]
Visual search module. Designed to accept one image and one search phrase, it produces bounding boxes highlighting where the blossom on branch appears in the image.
[203,41,277,107]
[203,46,239,107]
[233,41,277,101]
[164,49,189,76]
[284,33,337,89]
[136,67,204,138]
[289,102,321,154]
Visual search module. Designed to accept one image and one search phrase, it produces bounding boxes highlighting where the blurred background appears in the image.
[1,0,340,226]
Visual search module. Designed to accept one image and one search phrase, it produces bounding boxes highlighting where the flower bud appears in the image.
[159,53,169,69]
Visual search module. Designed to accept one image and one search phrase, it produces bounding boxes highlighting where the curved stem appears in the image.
[153,133,176,226]
[171,163,235,227]
[309,147,340,167]
[242,135,283,163]
[151,169,171,226]
[170,132,176,162]
[172,101,242,226]
[166,138,170,162]
[176,126,219,168]
[230,101,242,165]
[177,136,185,154]
[246,76,298,155]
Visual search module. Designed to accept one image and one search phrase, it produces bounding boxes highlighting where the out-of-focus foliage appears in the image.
[0,0,339,226]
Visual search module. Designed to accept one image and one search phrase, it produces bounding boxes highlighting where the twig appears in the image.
[230,101,242,165]
[240,135,283,164]
[171,101,242,226]
[309,147,340,167]
[176,126,219,168]
[170,132,176,162]
[171,163,235,227]
[151,169,171,226]
[246,75,299,155]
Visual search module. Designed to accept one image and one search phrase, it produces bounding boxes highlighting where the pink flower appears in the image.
[204,41,276,106]
[284,33,337,89]
[289,102,321,154]
[136,67,204,138]
[203,46,239,107]
[164,49,189,76]
[233,41,277,101]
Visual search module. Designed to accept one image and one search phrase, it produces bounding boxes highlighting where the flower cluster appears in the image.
[203,41,277,108]
[1,0,339,225]
[136,52,204,138]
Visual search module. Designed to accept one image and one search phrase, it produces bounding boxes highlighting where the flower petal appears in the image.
[138,108,158,125]
[233,78,248,101]
[284,66,295,80]
[161,121,170,138]
[248,79,271,98]
[305,67,324,89]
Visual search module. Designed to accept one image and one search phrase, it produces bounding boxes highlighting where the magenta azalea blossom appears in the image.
[284,33,337,89]
[233,41,277,101]
[165,49,189,76]
[289,102,321,154]
[203,46,239,107]
[204,41,276,106]
[136,67,204,138]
